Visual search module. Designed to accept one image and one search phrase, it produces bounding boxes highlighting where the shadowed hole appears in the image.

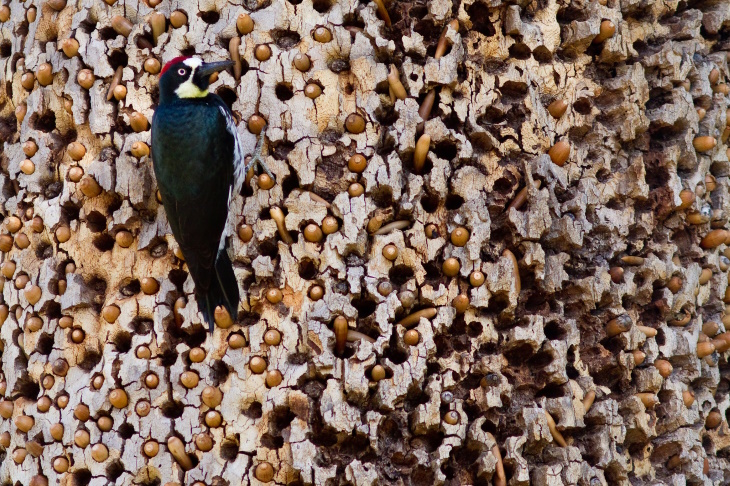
[389,265,414,285]
[118,422,135,439]
[106,460,125,482]
[36,333,54,355]
[161,399,184,419]
[199,10,219,23]
[92,234,114,252]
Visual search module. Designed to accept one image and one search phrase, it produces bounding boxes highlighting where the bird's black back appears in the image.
[151,94,235,300]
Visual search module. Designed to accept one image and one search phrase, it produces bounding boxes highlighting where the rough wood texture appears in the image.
[1,0,730,484]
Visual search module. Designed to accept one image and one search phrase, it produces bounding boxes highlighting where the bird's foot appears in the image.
[244,124,274,179]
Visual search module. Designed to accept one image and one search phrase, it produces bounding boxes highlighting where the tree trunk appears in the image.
[1,0,730,484]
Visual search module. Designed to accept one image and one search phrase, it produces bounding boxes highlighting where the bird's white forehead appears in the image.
[183,58,203,69]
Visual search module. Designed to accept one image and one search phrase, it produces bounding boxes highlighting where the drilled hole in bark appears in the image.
[0,41,10,58]
[36,333,54,355]
[533,46,552,63]
[106,460,125,482]
[466,3,495,37]
[243,401,263,419]
[13,374,40,399]
[78,348,102,371]
[92,234,114,252]
[199,10,219,23]
[420,192,440,213]
[161,399,184,419]
[113,330,132,353]
[298,259,318,280]
[29,109,56,132]
[389,265,414,285]
[120,279,140,296]
[108,49,128,69]
[118,422,135,439]
[131,317,153,335]
[272,29,301,49]
[71,469,92,485]
[86,211,106,233]
[216,86,238,111]
[351,296,377,318]
[509,43,531,60]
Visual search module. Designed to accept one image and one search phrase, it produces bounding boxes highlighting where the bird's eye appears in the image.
[177,68,186,76]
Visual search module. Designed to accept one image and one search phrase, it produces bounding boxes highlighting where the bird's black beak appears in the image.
[194,60,235,89]
[197,60,235,78]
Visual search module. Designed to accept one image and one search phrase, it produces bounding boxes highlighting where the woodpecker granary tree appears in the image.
[3,0,730,485]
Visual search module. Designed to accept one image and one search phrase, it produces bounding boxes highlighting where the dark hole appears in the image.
[44,181,63,199]
[106,460,125,482]
[168,269,188,290]
[40,300,61,319]
[131,317,153,335]
[573,97,592,115]
[199,10,220,23]
[161,399,184,419]
[500,81,528,100]
[220,439,239,460]
[532,46,552,63]
[445,194,464,210]
[210,359,231,385]
[258,239,278,258]
[98,26,117,41]
[92,234,115,252]
[421,192,440,213]
[467,321,483,337]
[280,172,299,198]
[271,140,295,160]
[275,83,294,101]
[329,58,350,73]
[493,177,513,195]
[312,0,332,12]
[508,43,531,60]
[86,211,106,233]
[35,241,53,260]
[35,333,54,355]
[272,30,301,49]
[466,2,496,37]
[389,265,414,285]
[287,352,309,365]
[298,259,317,280]
[479,106,505,124]
[12,374,40,400]
[216,86,238,111]
[0,41,11,58]
[434,140,457,161]
[158,345,179,367]
[108,49,128,69]
[351,296,377,318]
[243,401,263,419]
[78,348,102,371]
[503,343,534,366]
[118,422,135,439]
[29,110,56,132]
[120,279,140,296]
[71,469,92,486]
[113,331,132,353]
[528,350,554,369]
[260,433,284,449]
[544,321,566,340]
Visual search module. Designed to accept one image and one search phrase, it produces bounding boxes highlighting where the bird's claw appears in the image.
[245,123,274,179]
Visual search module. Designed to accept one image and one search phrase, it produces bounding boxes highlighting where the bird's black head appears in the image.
[158,56,233,103]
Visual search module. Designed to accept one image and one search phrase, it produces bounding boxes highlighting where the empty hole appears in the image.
[466,3,495,37]
[389,265,414,285]
[71,469,92,485]
[298,259,317,280]
[118,422,135,439]
[108,49,128,69]
[29,110,56,132]
[199,10,219,23]
[275,83,294,101]
[86,211,106,233]
[421,193,440,213]
[105,460,125,482]
[573,98,592,115]
[158,346,179,367]
[120,279,140,296]
[445,194,464,210]
[220,439,239,460]
[210,359,230,385]
[351,296,377,318]
[131,317,153,335]
[0,40,11,58]
[243,401,263,419]
[35,333,54,355]
[312,0,332,12]
[532,46,552,63]
[508,43,531,60]
[78,348,102,371]
[161,399,184,419]
[92,234,114,252]
[113,331,132,353]
[216,86,238,111]
[272,30,301,49]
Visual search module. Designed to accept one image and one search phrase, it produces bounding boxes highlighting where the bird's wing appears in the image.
[217,103,245,210]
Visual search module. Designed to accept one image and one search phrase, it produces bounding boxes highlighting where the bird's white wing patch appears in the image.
[219,105,245,252]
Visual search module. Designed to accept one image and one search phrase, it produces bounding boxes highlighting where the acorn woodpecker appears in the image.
[151,56,270,331]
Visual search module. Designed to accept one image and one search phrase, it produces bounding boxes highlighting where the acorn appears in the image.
[348,154,367,173]
[304,83,322,99]
[452,294,469,313]
[195,433,214,452]
[168,437,193,470]
[443,257,460,277]
[413,134,431,173]
[214,305,234,328]
[15,232,29,249]
[180,371,199,389]
[115,230,134,248]
[697,107,706,121]
[130,112,149,132]
[21,72,35,90]
[169,10,187,28]
[68,166,84,182]
[248,114,266,135]
[333,316,348,355]
[144,440,159,458]
[303,223,323,243]
[309,285,324,300]
[15,104,27,122]
[36,63,53,86]
[144,58,161,74]
[666,276,682,293]
[145,373,159,388]
[606,314,631,337]
[313,26,332,42]
[250,356,267,373]
[0,5,9,22]
[20,159,35,174]
[264,329,281,346]
[238,223,253,242]
[682,390,695,408]
[109,388,128,408]
[697,341,715,358]
[68,141,86,161]
[266,288,283,304]
[387,65,407,100]
[348,182,365,197]
[13,449,27,464]
[113,84,127,100]
[237,13,254,34]
[14,414,34,432]
[345,113,366,134]
[693,136,716,152]
[149,12,165,44]
[371,365,386,382]
[710,68,720,85]
[111,15,133,36]
[141,277,159,294]
[22,140,38,157]
[700,229,727,249]
[254,44,271,62]
[53,457,69,473]
[322,216,339,234]
[548,141,570,166]
[382,244,398,261]
[403,329,419,346]
[608,266,623,283]
[135,401,151,417]
[201,386,223,408]
[469,271,485,287]
[5,216,20,233]
[255,462,275,482]
[102,304,121,323]
[706,410,722,429]
[266,369,283,387]
[547,99,568,118]
[593,19,616,43]
[397,308,437,328]
[654,359,672,378]
[77,68,96,90]
[636,392,659,409]
[699,268,712,285]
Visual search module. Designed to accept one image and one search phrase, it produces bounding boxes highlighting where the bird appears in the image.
[151,56,270,331]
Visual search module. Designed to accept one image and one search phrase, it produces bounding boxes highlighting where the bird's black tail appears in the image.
[198,250,240,332]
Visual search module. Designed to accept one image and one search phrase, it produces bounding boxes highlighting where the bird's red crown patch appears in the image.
[160,56,191,76]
